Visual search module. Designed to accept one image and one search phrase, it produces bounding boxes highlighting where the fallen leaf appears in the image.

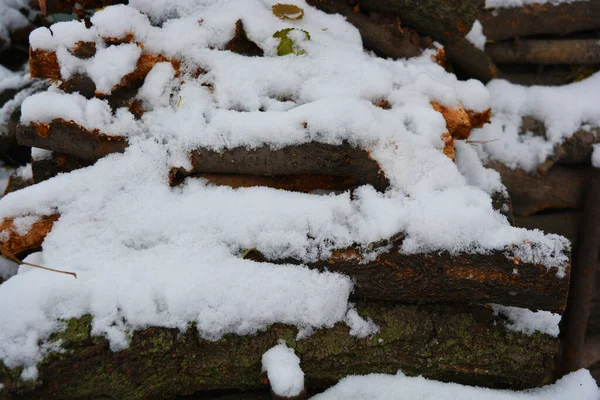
[272,3,304,20]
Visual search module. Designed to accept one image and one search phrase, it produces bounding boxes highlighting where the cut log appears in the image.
[304,1,422,59]
[514,212,582,246]
[310,0,485,41]
[488,162,590,216]
[486,39,600,65]
[444,37,502,83]
[480,2,600,42]
[0,213,569,312]
[31,153,93,183]
[0,214,59,258]
[188,143,390,192]
[0,302,559,399]
[16,119,127,161]
[535,125,600,174]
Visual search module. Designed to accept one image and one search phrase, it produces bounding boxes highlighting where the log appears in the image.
[561,168,600,374]
[0,213,569,312]
[39,0,126,15]
[486,39,600,65]
[187,143,390,192]
[535,125,600,174]
[31,152,93,183]
[480,2,600,42]
[488,162,590,216]
[0,214,59,259]
[0,302,559,399]
[304,1,422,59]
[16,119,127,161]
[311,0,485,41]
[444,37,502,83]
[514,212,582,247]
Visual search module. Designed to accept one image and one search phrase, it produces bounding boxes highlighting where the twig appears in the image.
[5,253,77,278]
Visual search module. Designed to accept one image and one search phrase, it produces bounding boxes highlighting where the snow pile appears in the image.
[470,72,600,172]
[486,0,587,8]
[311,369,600,400]
[491,305,560,336]
[593,144,600,168]
[0,0,571,378]
[262,342,305,397]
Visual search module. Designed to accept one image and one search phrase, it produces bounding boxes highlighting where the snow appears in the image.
[31,148,52,161]
[312,369,600,400]
[491,305,561,336]
[262,342,304,397]
[0,0,30,50]
[486,0,587,8]
[12,215,40,236]
[465,20,486,51]
[0,0,571,376]
[14,163,32,181]
[593,144,600,168]
[0,257,18,281]
[470,72,600,172]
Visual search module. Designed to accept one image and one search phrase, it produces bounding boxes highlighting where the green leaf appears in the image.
[273,28,310,56]
[272,3,304,20]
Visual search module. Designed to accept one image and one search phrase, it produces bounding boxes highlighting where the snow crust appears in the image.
[262,342,304,397]
[312,369,600,400]
[486,0,587,8]
[470,72,600,172]
[0,0,571,374]
[491,304,560,336]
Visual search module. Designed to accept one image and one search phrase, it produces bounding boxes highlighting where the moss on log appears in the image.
[0,302,559,399]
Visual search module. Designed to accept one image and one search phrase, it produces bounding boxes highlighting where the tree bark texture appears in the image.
[17,119,127,161]
[31,152,94,184]
[39,0,126,16]
[444,37,502,83]
[480,1,600,42]
[312,0,485,41]
[0,302,559,400]
[488,162,590,216]
[486,39,600,65]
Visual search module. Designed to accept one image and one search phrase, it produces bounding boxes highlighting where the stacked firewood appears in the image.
[0,1,581,399]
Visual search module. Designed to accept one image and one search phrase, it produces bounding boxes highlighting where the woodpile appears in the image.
[0,1,586,399]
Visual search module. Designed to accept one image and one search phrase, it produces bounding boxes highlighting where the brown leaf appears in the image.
[225,20,264,57]
[272,3,304,20]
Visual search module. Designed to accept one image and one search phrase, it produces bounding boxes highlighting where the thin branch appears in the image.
[5,253,77,278]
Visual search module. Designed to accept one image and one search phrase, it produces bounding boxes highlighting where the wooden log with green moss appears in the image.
[0,302,559,399]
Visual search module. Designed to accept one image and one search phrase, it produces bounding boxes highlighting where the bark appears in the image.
[444,37,502,83]
[16,119,127,161]
[486,39,600,65]
[304,1,422,59]
[488,162,590,216]
[561,168,600,374]
[480,2,600,42]
[514,211,582,247]
[31,153,94,183]
[187,143,390,192]
[323,0,485,41]
[0,302,559,400]
[39,0,126,15]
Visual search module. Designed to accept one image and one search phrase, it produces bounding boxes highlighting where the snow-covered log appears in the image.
[0,302,559,399]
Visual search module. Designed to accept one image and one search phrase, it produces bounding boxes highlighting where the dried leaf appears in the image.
[272,4,304,20]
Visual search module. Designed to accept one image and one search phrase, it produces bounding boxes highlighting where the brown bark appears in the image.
[480,2,600,42]
[324,0,485,41]
[32,153,94,183]
[514,211,582,247]
[187,143,390,192]
[16,119,127,161]
[305,0,422,59]
[39,0,126,15]
[0,302,559,400]
[561,168,600,374]
[488,162,590,216]
[486,39,600,65]
[444,37,502,83]
[534,125,600,174]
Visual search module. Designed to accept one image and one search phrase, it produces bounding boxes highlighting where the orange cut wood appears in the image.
[0,214,59,258]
